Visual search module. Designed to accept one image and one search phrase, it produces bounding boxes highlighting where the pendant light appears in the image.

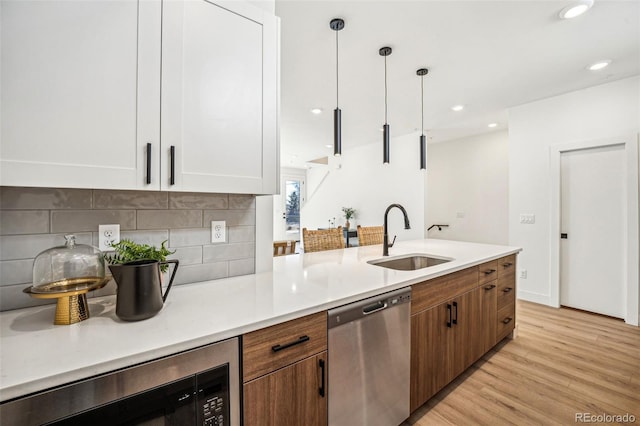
[417,68,429,170]
[330,18,344,157]
[379,47,392,164]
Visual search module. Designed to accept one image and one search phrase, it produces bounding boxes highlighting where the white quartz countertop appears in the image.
[0,239,520,402]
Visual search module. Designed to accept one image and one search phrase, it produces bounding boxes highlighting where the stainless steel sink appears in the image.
[367,254,452,271]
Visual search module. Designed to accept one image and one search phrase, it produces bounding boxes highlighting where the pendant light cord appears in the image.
[421,74,424,136]
[336,30,339,109]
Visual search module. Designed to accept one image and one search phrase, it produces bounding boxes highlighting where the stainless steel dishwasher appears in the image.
[328,287,411,426]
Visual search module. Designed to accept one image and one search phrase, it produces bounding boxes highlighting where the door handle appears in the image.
[561,233,568,239]
[170,146,176,186]
[318,359,325,397]
[146,143,152,184]
[503,287,513,293]
[446,304,452,328]
[452,301,458,325]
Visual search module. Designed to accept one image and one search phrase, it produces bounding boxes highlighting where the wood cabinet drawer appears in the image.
[243,312,327,382]
[478,260,498,285]
[411,267,478,314]
[497,254,516,276]
[497,275,516,310]
[497,303,515,341]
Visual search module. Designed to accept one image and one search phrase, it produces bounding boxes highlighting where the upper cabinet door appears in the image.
[0,0,161,190]
[160,0,278,194]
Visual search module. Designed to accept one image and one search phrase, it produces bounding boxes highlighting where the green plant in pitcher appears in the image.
[104,239,175,272]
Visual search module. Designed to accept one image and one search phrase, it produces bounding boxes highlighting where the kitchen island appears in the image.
[0,238,520,406]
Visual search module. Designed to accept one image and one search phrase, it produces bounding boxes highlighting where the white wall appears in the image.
[426,130,509,245]
[508,76,640,311]
[301,133,425,241]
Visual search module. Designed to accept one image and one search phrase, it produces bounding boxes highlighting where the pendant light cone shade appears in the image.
[383,124,390,163]
[334,108,342,156]
[380,46,392,164]
[417,68,429,170]
[330,18,344,157]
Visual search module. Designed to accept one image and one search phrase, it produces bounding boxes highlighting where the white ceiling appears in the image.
[275,0,639,169]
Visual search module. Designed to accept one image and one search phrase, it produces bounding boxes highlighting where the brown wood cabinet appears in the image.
[410,255,518,413]
[242,312,327,426]
[243,352,327,426]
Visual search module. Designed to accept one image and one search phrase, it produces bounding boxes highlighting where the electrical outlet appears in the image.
[211,221,226,243]
[519,214,536,224]
[520,269,527,279]
[98,224,120,251]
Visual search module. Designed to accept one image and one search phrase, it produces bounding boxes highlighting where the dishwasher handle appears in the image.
[362,300,388,315]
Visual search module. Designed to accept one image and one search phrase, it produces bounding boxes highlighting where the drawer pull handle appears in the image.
[271,335,310,352]
[318,359,326,397]
[484,284,496,291]
[503,287,513,293]
[503,262,513,267]
[502,317,513,324]
[483,269,496,275]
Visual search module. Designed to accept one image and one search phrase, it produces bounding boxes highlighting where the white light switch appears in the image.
[211,221,226,243]
[519,214,535,224]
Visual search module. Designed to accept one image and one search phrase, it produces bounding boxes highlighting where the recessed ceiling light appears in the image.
[488,123,498,128]
[559,0,593,19]
[587,60,612,71]
[310,108,323,114]
[451,105,464,112]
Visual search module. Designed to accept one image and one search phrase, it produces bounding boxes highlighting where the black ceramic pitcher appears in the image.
[108,259,179,321]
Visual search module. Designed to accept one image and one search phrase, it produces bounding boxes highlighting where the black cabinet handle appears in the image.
[170,145,176,185]
[484,284,496,291]
[502,317,513,324]
[318,359,325,397]
[146,143,152,184]
[446,304,452,328]
[503,262,513,267]
[271,335,310,352]
[503,287,513,293]
[483,269,496,275]
[452,301,458,325]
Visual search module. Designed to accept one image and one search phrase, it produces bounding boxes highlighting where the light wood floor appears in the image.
[403,300,640,425]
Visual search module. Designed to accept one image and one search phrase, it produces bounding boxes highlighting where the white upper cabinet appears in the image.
[0,0,157,190]
[0,0,278,194]
[161,0,278,194]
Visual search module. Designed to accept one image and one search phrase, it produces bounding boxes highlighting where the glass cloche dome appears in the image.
[31,234,106,293]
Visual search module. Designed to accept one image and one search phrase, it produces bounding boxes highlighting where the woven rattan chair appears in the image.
[357,225,384,246]
[302,227,345,253]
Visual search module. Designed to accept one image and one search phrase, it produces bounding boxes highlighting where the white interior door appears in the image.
[273,175,304,242]
[560,144,625,318]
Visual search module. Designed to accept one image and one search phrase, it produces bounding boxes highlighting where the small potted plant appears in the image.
[342,207,356,230]
[104,239,179,321]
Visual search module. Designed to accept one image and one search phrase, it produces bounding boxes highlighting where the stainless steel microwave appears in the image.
[0,338,240,426]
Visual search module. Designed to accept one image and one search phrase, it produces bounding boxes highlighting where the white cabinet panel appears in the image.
[161,0,277,193]
[0,0,159,189]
